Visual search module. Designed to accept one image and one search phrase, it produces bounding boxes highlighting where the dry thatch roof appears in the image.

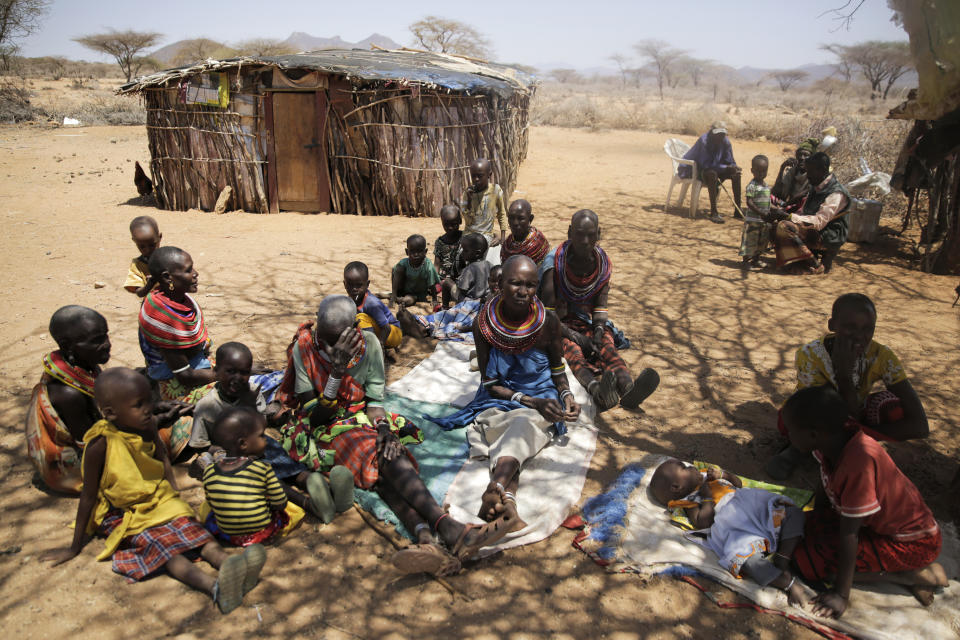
[118,48,535,98]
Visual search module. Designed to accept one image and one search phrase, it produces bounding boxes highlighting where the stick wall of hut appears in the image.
[144,82,269,213]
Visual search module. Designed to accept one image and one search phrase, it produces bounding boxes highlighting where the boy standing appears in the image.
[459,158,506,249]
[739,155,778,270]
[124,216,162,297]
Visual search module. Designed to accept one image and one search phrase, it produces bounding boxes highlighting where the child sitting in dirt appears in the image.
[391,234,440,308]
[190,342,353,524]
[344,261,402,353]
[440,232,491,309]
[459,158,506,249]
[783,385,947,617]
[739,155,781,270]
[766,292,929,480]
[650,458,807,606]
[434,204,464,281]
[46,367,264,614]
[123,215,161,297]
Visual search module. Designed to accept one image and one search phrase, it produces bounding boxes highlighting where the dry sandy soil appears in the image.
[0,122,957,640]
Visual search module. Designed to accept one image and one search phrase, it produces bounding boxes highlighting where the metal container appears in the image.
[846,198,883,243]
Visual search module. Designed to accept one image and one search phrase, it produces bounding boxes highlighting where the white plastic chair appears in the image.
[664,138,703,217]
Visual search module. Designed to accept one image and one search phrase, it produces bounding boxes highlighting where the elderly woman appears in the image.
[26,305,189,493]
[138,246,216,403]
[772,152,850,274]
[772,138,819,207]
[276,295,506,576]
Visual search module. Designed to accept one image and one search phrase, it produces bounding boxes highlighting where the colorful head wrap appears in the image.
[138,290,208,350]
[500,226,551,265]
[477,294,547,354]
[42,351,97,397]
[798,137,820,154]
[553,241,612,305]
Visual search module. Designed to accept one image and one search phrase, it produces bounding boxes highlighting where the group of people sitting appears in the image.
[681,123,850,274]
[26,155,947,620]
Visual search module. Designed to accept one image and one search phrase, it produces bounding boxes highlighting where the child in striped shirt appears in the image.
[739,155,780,270]
[202,407,296,546]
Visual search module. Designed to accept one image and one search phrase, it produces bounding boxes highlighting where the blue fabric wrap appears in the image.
[139,330,211,381]
[428,347,566,436]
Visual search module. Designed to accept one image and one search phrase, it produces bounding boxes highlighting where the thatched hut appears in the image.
[118,49,535,215]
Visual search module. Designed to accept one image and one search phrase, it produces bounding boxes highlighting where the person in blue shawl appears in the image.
[430,256,580,526]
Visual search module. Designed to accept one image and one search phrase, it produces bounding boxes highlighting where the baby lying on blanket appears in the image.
[650,459,807,606]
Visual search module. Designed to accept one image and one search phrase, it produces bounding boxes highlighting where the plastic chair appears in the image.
[664,138,702,217]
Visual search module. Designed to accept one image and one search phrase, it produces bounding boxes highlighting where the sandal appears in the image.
[450,515,515,561]
[306,472,335,524]
[619,368,660,409]
[240,543,266,596]
[391,543,462,577]
[214,553,246,614]
[329,465,355,513]
[593,370,619,413]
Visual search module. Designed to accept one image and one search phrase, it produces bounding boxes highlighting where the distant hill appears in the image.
[151,32,404,65]
[281,32,402,52]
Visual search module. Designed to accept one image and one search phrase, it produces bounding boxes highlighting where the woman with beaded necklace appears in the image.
[432,255,581,527]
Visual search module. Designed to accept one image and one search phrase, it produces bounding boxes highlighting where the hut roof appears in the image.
[118,48,536,98]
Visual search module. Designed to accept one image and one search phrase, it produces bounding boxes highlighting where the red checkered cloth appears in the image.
[99,512,213,581]
[330,424,419,489]
[561,316,630,388]
[204,508,289,547]
[794,507,942,582]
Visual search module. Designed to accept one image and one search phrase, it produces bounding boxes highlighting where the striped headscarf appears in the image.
[138,290,208,350]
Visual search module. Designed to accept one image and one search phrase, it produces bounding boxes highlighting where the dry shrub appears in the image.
[0,79,36,122]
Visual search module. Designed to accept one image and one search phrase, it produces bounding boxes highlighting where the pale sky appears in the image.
[18,0,907,71]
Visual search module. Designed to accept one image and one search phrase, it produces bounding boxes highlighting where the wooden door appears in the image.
[269,91,330,212]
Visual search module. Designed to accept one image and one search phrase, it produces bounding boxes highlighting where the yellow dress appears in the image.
[123,258,151,292]
[83,419,196,560]
[794,335,907,407]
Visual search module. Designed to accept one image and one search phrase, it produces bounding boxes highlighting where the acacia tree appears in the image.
[549,68,581,84]
[772,69,808,92]
[608,53,630,88]
[820,43,853,82]
[409,15,491,59]
[0,0,50,70]
[169,38,235,66]
[634,39,685,99]
[677,56,712,88]
[74,29,162,81]
[825,40,912,99]
[233,38,295,57]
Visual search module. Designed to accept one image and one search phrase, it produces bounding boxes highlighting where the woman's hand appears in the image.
[328,326,363,375]
[563,395,581,422]
[376,423,404,462]
[591,325,605,353]
[153,400,192,427]
[528,396,565,423]
[811,591,847,618]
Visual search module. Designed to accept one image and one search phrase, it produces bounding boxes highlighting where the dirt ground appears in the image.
[0,123,958,640]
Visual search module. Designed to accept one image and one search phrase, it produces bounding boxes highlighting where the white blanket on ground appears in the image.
[613,453,960,640]
[387,341,598,557]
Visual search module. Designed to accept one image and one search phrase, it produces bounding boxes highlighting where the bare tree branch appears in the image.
[408,15,492,60]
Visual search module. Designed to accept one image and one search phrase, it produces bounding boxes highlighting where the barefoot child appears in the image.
[47,367,264,614]
[459,158,506,249]
[500,199,550,266]
[345,261,402,353]
[739,155,778,270]
[650,458,807,606]
[767,293,929,479]
[391,234,440,308]
[400,265,502,341]
[434,204,464,281]
[783,385,947,617]
[191,342,354,524]
[123,216,161,297]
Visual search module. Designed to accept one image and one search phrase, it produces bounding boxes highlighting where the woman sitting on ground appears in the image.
[772,138,818,208]
[26,305,190,493]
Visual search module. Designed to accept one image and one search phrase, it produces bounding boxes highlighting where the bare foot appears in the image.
[909,563,948,606]
[478,482,505,521]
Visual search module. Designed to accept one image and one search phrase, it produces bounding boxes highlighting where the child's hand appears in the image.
[830,334,858,381]
[787,580,808,608]
[697,481,713,498]
[705,467,723,482]
[44,547,80,566]
[811,591,847,618]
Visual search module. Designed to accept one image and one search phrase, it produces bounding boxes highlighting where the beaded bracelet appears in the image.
[510,391,524,403]
[560,389,574,401]
[323,376,342,400]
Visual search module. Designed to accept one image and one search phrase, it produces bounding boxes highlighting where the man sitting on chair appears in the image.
[678,121,742,224]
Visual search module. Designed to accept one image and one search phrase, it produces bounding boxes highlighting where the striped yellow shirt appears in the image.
[202,459,287,535]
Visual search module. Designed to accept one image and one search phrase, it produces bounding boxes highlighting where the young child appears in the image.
[434,204,464,280]
[650,458,807,606]
[783,385,947,617]
[344,261,402,352]
[441,233,491,308]
[740,155,779,270]
[400,264,502,341]
[123,216,161,297]
[47,367,263,614]
[767,293,929,480]
[500,199,550,266]
[202,407,302,546]
[459,158,506,249]
[191,342,354,524]
[391,234,440,308]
